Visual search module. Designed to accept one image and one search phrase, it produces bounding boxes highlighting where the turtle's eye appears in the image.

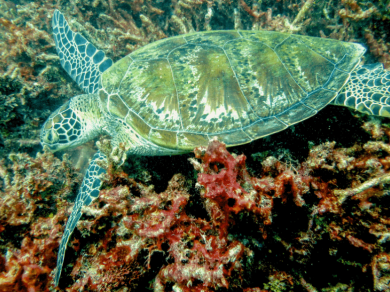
[43,128,59,144]
[41,117,60,147]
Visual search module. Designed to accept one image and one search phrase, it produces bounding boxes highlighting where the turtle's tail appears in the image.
[332,64,390,117]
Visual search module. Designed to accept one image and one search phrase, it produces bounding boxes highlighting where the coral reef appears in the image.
[1,117,390,290]
[1,0,390,291]
[2,118,388,290]
[0,150,80,291]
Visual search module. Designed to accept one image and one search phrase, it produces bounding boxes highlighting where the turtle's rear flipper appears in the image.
[52,10,113,94]
[54,151,106,286]
[332,64,390,117]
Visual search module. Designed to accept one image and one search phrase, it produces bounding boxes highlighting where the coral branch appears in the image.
[334,173,390,203]
[292,0,314,25]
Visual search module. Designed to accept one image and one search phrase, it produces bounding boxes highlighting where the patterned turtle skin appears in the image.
[41,10,390,287]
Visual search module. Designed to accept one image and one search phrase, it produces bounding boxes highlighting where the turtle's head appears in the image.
[40,100,84,152]
[41,94,101,152]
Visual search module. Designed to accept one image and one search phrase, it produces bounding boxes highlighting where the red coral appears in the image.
[195,139,272,236]
[0,220,65,292]
[0,151,79,291]
[128,170,249,291]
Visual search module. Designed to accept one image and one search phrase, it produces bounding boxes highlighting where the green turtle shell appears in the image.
[98,30,365,150]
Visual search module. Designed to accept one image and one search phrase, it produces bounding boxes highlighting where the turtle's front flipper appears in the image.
[333,64,390,117]
[54,151,106,286]
[52,10,113,94]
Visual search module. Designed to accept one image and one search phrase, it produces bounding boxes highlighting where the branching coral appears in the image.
[339,0,377,21]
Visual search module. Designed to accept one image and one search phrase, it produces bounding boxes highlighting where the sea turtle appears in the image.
[42,9,390,286]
